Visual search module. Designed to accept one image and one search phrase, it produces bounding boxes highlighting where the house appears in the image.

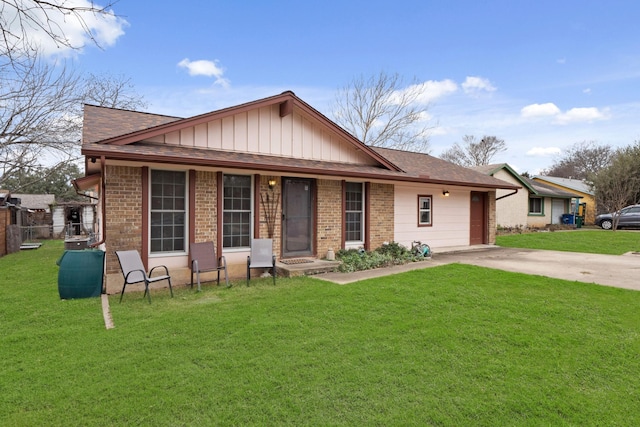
[533,176,595,225]
[473,164,582,228]
[52,201,97,238]
[10,193,55,239]
[76,91,519,293]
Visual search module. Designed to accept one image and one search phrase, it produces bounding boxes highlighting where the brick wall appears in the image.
[316,179,342,258]
[369,183,395,249]
[488,191,496,244]
[258,176,282,256]
[104,165,142,274]
[194,170,217,243]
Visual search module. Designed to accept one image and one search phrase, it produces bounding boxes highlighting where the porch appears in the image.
[276,258,341,277]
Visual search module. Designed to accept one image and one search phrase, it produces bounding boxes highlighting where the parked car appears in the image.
[595,204,640,229]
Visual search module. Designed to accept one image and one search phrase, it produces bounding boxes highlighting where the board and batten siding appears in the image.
[393,183,471,250]
[146,104,376,165]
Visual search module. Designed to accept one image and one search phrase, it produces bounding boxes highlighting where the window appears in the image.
[223,174,252,248]
[150,170,186,253]
[418,195,432,226]
[529,197,543,215]
[345,182,364,242]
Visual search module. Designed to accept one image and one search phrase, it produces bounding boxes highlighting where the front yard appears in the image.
[1,237,640,425]
[496,228,640,254]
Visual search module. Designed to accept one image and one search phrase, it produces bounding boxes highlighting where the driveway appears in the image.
[315,246,640,291]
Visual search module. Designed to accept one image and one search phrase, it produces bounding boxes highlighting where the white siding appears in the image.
[493,169,529,228]
[394,183,471,250]
[148,104,378,165]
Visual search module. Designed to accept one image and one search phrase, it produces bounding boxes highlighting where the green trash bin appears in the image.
[576,217,583,228]
[57,250,105,299]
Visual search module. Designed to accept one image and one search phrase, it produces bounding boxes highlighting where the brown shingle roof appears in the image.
[81,95,519,190]
[82,104,181,143]
[372,148,518,188]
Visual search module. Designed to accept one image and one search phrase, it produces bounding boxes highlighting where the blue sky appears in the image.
[37,0,640,174]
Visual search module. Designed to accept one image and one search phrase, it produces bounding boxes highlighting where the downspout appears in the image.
[89,156,106,248]
[496,188,518,201]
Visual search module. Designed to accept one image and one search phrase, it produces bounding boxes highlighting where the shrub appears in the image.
[336,242,424,272]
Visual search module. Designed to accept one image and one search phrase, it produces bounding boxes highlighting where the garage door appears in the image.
[551,199,565,224]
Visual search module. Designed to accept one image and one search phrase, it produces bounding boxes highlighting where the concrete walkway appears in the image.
[313,245,640,291]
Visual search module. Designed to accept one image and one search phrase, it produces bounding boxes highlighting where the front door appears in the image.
[470,192,487,245]
[282,178,314,257]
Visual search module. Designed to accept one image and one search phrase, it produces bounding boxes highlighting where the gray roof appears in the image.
[533,176,593,195]
[12,194,55,211]
[524,178,581,199]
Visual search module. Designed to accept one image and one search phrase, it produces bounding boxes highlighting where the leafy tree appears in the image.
[331,71,433,152]
[440,135,506,167]
[541,140,613,180]
[591,141,640,230]
[1,162,83,200]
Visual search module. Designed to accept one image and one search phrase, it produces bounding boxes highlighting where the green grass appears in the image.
[2,240,640,425]
[497,229,640,254]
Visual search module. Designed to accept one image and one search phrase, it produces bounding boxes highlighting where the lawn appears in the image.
[496,229,640,255]
[2,239,640,425]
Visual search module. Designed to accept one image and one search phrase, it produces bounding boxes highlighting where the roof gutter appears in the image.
[496,188,519,201]
[81,148,520,191]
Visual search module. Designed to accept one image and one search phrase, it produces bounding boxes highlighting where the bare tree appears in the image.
[440,135,506,167]
[542,140,613,180]
[591,141,640,230]
[81,72,147,110]
[331,72,433,152]
[1,0,121,62]
[0,54,146,189]
[0,53,81,185]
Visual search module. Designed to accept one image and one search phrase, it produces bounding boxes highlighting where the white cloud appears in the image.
[178,58,230,87]
[583,88,592,94]
[554,107,609,124]
[521,103,561,118]
[397,79,458,105]
[461,76,496,95]
[557,58,566,64]
[4,0,127,57]
[526,147,562,156]
[521,103,609,125]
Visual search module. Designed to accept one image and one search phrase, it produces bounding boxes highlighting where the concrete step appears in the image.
[277,259,341,277]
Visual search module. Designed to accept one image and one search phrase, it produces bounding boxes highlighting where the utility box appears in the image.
[64,238,89,250]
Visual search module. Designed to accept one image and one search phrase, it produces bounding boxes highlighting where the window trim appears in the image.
[149,169,188,255]
[418,194,433,227]
[528,196,544,216]
[222,173,253,251]
[344,181,365,244]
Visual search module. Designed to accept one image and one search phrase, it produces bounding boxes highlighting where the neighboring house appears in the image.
[525,178,583,227]
[473,164,582,228]
[11,194,55,239]
[52,201,97,238]
[76,91,518,292]
[533,176,595,225]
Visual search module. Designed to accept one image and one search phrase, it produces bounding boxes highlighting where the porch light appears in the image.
[268,178,277,189]
[443,190,450,197]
